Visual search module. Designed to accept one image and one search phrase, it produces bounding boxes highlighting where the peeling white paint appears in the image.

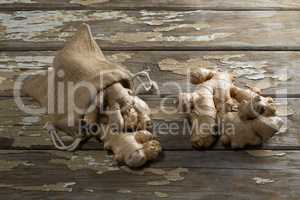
[253,177,275,185]
[154,192,169,198]
[22,116,40,125]
[154,23,210,32]
[245,73,266,80]
[108,32,233,43]
[117,189,132,194]
[203,54,289,90]
[163,33,234,42]
[235,69,266,79]
[107,52,133,63]
[50,152,119,174]
[246,150,286,157]
[275,104,295,116]
[0,55,52,69]
[109,32,162,43]
[0,160,34,171]
[0,182,76,192]
[159,58,216,75]
[246,78,278,90]
[147,180,170,186]
[144,18,184,25]
[0,76,7,84]
[0,0,35,3]
[0,10,210,43]
[70,0,109,5]
[0,11,127,42]
[84,188,94,192]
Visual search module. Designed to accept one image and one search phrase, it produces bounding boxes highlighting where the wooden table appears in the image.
[0,1,299,199]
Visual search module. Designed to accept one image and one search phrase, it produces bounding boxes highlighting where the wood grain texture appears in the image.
[0,0,292,11]
[0,97,297,150]
[1,0,300,11]
[1,11,300,51]
[0,51,298,96]
[0,150,299,200]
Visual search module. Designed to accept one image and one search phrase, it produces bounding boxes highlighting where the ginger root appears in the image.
[177,68,283,149]
[104,82,152,131]
[101,129,161,167]
[85,82,161,168]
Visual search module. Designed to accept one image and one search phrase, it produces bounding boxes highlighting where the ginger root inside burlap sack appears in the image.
[24,24,161,168]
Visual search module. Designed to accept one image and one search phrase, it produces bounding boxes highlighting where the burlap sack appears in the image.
[24,24,132,143]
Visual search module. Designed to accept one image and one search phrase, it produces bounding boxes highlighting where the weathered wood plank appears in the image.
[0,97,297,150]
[1,0,300,11]
[0,51,298,96]
[1,150,299,171]
[0,150,299,200]
[1,11,300,51]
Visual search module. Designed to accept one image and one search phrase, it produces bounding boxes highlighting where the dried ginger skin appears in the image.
[23,24,161,167]
[178,68,282,149]
[102,82,161,167]
[101,129,161,167]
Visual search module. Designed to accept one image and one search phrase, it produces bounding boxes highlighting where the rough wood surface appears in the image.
[0,97,297,150]
[0,2,299,199]
[1,11,300,51]
[0,51,298,96]
[1,0,300,11]
[0,150,299,200]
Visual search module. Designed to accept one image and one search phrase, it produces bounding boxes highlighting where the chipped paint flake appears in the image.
[70,0,109,5]
[84,188,95,192]
[246,78,278,90]
[120,166,145,175]
[0,125,63,148]
[117,189,132,194]
[164,168,189,182]
[0,182,76,192]
[146,168,189,186]
[246,150,286,157]
[275,104,294,117]
[253,177,275,185]
[144,19,184,26]
[0,11,127,42]
[163,33,234,42]
[158,58,216,75]
[0,55,52,69]
[22,116,40,125]
[109,32,162,43]
[154,23,209,32]
[144,168,166,175]
[108,32,233,43]
[0,160,21,171]
[0,0,35,3]
[154,192,169,198]
[117,167,189,186]
[245,73,266,80]
[204,54,290,90]
[0,160,34,171]
[147,180,170,186]
[0,76,7,84]
[118,14,184,26]
[107,52,133,63]
[50,152,119,174]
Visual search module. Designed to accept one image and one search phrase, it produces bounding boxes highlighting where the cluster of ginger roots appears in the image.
[178,68,283,149]
[84,82,162,168]
[91,68,283,167]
